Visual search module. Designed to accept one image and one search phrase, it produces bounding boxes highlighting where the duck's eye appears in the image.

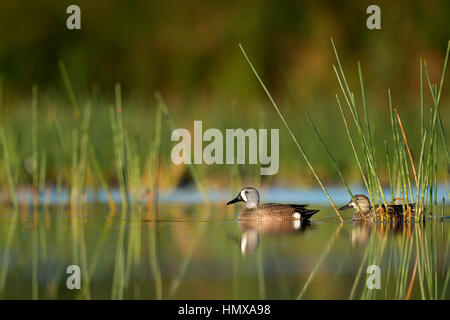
[245,191,248,194]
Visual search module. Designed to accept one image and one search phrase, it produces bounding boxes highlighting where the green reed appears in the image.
[146,103,163,220]
[59,61,116,210]
[348,222,448,300]
[111,84,128,210]
[330,39,450,221]
[296,224,343,299]
[155,91,209,203]
[331,39,388,219]
[149,220,163,299]
[306,112,366,218]
[239,44,344,222]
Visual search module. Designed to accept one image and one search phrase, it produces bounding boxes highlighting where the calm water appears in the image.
[0,200,448,299]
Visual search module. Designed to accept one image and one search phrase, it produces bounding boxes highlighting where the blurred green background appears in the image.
[0,0,448,188]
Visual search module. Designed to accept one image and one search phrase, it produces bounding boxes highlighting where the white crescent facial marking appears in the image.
[294,220,301,229]
[293,212,301,220]
[241,190,247,202]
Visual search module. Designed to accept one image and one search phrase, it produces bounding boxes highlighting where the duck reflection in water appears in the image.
[238,219,313,255]
[350,221,416,247]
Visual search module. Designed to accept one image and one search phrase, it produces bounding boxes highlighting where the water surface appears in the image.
[0,202,448,299]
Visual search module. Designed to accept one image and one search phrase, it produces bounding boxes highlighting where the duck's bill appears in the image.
[339,203,352,210]
[227,195,242,205]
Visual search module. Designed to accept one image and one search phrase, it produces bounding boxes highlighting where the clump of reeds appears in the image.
[59,61,116,211]
[240,39,449,223]
[330,39,449,222]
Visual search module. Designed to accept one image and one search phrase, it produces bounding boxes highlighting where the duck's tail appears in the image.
[300,209,320,221]
[289,204,320,221]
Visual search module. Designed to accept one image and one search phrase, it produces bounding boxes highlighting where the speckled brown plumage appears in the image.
[352,203,416,221]
[227,187,320,221]
[237,203,319,221]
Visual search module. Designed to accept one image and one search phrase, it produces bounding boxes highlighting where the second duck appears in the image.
[340,194,416,221]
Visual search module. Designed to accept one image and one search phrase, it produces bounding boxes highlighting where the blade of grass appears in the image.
[239,43,343,222]
[155,91,209,203]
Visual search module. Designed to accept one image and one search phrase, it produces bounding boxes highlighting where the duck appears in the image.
[227,187,319,221]
[339,194,415,221]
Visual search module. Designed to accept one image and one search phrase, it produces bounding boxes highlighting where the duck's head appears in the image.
[339,194,371,213]
[227,187,260,209]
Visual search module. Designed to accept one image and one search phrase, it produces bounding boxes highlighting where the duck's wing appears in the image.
[379,203,416,217]
[270,203,319,220]
[390,203,415,215]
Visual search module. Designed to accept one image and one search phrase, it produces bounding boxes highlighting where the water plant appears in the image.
[328,39,450,221]
[239,44,344,223]
[239,39,449,222]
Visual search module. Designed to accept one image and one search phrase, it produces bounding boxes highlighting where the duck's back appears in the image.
[385,203,416,220]
[352,203,416,221]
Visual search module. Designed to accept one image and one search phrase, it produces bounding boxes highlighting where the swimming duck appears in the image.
[339,194,415,221]
[227,187,319,221]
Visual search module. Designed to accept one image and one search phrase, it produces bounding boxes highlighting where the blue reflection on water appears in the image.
[9,184,448,206]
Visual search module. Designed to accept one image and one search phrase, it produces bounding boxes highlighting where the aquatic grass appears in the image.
[347,221,448,300]
[58,61,116,211]
[239,44,344,222]
[440,233,450,299]
[319,250,349,299]
[361,229,388,299]
[31,217,39,299]
[296,223,343,299]
[437,114,450,200]
[0,128,18,210]
[111,215,127,299]
[31,85,39,205]
[155,91,209,203]
[146,106,163,220]
[394,109,418,185]
[123,215,143,295]
[71,208,92,300]
[424,53,449,213]
[348,237,370,299]
[0,207,19,297]
[348,225,393,299]
[167,221,210,298]
[413,223,444,299]
[111,84,128,210]
[306,112,367,219]
[149,220,163,299]
[331,39,388,218]
[394,226,414,298]
[62,104,93,299]
[0,71,446,203]
[329,39,450,221]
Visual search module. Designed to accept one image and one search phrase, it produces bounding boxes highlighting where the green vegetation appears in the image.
[326,39,450,221]
[0,2,449,202]
[0,1,448,301]
[240,39,449,222]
